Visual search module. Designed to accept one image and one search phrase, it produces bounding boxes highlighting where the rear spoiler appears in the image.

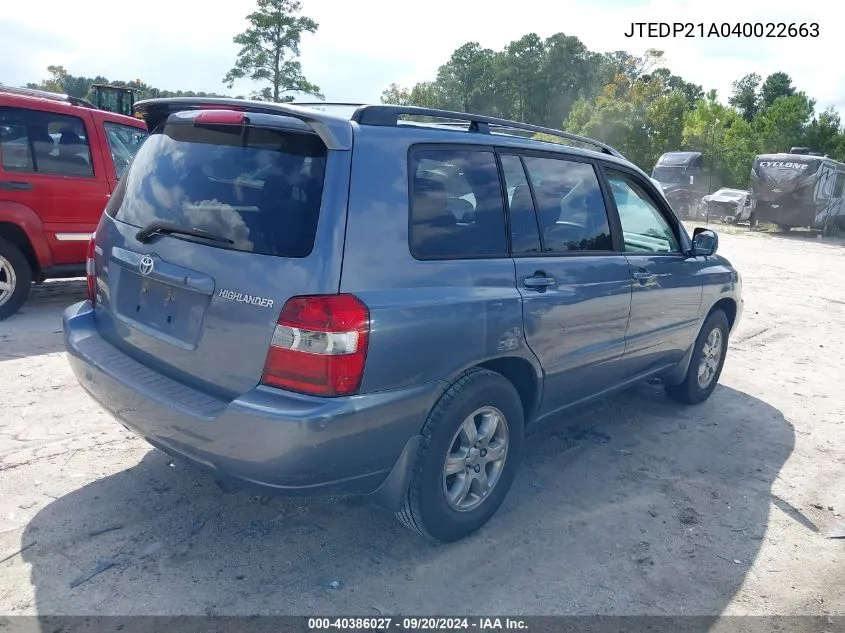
[133,97,354,151]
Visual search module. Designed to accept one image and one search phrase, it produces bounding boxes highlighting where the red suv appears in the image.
[0,86,148,319]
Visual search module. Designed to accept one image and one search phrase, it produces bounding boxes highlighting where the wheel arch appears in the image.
[709,297,737,333]
[475,356,542,426]
[0,201,53,275]
[663,297,736,386]
[0,221,40,279]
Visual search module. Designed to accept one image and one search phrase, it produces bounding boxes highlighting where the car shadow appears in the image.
[0,279,85,361]
[19,383,794,616]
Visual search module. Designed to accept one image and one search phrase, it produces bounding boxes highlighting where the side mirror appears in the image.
[692,228,718,257]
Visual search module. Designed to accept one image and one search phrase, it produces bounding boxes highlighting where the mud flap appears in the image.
[369,435,422,512]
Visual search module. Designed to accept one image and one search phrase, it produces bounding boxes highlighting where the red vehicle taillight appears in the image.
[260,294,370,397]
[85,235,96,306]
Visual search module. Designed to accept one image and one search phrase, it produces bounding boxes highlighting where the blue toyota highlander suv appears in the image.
[63,99,743,542]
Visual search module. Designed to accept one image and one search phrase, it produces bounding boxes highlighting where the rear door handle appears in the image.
[0,181,33,191]
[632,270,654,281]
[523,272,556,290]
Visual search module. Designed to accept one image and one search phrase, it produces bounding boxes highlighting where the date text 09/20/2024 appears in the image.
[307,617,528,631]
[624,22,819,38]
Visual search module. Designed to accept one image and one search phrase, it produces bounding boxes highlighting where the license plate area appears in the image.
[113,269,211,349]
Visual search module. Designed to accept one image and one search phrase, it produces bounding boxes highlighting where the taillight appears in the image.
[260,294,370,397]
[85,234,96,306]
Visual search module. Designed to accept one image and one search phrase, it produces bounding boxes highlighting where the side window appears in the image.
[522,156,612,252]
[103,122,149,180]
[410,148,507,260]
[0,108,34,172]
[605,171,681,253]
[835,172,845,198]
[25,110,94,178]
[500,154,541,254]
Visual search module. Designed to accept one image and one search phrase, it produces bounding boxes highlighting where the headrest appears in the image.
[59,131,84,147]
[533,184,564,223]
[412,177,450,224]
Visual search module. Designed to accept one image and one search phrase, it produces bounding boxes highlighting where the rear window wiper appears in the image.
[135,221,235,245]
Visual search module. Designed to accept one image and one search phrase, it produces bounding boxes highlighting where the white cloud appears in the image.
[1,0,839,112]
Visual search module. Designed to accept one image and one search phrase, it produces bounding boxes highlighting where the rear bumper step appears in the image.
[63,301,440,504]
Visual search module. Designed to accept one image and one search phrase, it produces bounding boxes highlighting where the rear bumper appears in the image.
[63,301,441,509]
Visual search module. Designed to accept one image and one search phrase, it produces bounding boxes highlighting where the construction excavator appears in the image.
[91,80,143,118]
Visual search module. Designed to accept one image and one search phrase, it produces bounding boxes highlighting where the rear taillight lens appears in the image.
[260,294,370,397]
[85,235,96,306]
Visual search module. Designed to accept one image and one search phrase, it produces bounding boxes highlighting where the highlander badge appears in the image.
[218,289,274,308]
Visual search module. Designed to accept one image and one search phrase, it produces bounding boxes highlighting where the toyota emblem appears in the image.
[139,256,155,276]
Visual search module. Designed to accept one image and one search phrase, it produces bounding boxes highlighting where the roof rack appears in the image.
[351,105,625,159]
[0,84,96,109]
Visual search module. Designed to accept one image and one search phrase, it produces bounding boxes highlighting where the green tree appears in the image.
[223,0,322,102]
[756,93,815,153]
[682,94,732,188]
[728,73,761,122]
[565,75,643,164]
[710,113,761,188]
[413,82,445,108]
[380,83,412,105]
[499,33,547,122]
[541,33,602,125]
[42,65,70,93]
[644,89,687,164]
[563,71,687,170]
[645,67,703,108]
[434,42,498,113]
[805,107,845,158]
[376,32,845,174]
[759,72,795,109]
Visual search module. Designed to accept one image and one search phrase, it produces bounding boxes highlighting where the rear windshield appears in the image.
[106,120,327,258]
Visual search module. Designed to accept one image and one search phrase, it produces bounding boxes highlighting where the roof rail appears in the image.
[134,97,354,150]
[351,105,625,159]
[0,84,95,109]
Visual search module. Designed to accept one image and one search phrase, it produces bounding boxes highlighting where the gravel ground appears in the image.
[0,226,843,617]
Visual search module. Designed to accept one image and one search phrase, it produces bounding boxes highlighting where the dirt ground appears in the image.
[0,225,844,617]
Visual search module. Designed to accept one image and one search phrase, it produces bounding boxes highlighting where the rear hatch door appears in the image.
[92,108,351,398]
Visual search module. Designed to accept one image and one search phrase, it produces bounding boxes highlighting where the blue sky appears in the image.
[1,0,840,115]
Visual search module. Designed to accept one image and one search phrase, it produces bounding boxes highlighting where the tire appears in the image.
[664,310,729,405]
[396,368,525,542]
[749,212,758,229]
[0,237,32,321]
[778,224,792,232]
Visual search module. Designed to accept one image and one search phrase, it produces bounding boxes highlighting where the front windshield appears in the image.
[651,165,685,184]
[104,122,148,179]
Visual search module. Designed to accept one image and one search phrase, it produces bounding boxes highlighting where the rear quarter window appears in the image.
[106,121,327,258]
[409,148,508,260]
